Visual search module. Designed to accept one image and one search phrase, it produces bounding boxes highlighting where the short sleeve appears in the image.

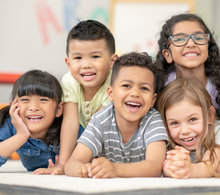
[61,72,79,103]
[143,109,169,148]
[77,117,103,158]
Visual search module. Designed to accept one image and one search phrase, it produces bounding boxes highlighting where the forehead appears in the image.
[116,66,154,84]
[68,39,109,53]
[172,21,205,35]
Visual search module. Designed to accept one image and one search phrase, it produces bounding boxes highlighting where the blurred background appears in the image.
[0,0,220,104]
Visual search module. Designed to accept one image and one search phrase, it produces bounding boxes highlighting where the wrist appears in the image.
[163,160,169,177]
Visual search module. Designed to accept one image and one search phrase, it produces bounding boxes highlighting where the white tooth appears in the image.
[185,53,197,57]
[127,102,140,106]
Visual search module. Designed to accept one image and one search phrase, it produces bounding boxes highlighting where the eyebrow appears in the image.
[71,51,103,57]
[172,31,205,36]
[120,80,152,87]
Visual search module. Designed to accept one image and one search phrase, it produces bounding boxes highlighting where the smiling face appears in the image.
[65,39,116,94]
[165,100,211,151]
[163,21,209,72]
[107,66,157,128]
[17,95,62,139]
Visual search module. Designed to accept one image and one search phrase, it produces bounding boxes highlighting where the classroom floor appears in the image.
[1,160,220,195]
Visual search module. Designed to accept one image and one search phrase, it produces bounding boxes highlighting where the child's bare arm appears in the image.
[64,143,93,177]
[34,102,79,175]
[88,141,166,178]
[0,100,29,157]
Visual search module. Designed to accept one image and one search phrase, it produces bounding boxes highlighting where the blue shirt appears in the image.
[0,117,59,171]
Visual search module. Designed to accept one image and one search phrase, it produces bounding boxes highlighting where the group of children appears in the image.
[1,12,220,179]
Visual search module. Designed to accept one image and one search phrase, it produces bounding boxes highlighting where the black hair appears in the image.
[156,13,220,117]
[0,70,63,150]
[110,52,165,96]
[66,20,115,56]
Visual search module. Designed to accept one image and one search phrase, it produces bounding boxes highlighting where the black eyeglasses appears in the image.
[167,32,210,47]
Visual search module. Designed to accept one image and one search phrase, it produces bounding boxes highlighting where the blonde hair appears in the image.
[158,78,216,167]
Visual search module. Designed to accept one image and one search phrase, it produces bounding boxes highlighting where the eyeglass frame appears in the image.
[166,33,210,48]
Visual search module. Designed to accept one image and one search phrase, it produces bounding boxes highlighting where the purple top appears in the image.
[165,72,218,109]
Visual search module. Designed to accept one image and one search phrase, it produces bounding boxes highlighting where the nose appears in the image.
[82,59,92,69]
[130,87,140,98]
[180,124,191,135]
[186,37,196,47]
[29,102,39,112]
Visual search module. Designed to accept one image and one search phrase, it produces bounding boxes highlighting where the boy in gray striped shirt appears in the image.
[65,52,169,178]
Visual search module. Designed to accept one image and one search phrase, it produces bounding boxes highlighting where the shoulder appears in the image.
[61,71,79,86]
[165,71,176,86]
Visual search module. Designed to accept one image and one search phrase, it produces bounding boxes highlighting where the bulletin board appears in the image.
[110,0,195,57]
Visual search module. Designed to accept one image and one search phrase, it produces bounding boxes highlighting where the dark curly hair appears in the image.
[0,70,63,151]
[66,20,115,56]
[111,52,165,98]
[156,13,220,117]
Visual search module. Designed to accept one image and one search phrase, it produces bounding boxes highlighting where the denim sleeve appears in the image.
[0,117,14,167]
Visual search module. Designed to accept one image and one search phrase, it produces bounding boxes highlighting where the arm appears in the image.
[165,146,220,178]
[33,102,79,175]
[64,143,93,177]
[88,141,166,178]
[0,100,30,158]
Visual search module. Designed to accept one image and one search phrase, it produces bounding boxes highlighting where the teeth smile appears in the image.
[185,53,198,57]
[182,136,196,142]
[28,116,42,120]
[126,102,141,106]
[82,73,96,77]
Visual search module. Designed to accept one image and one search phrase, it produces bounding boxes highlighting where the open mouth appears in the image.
[125,102,141,109]
[184,53,198,57]
[81,73,96,78]
[27,116,43,121]
[182,136,197,142]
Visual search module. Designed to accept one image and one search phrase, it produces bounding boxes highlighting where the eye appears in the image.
[74,56,81,60]
[92,55,100,59]
[170,121,179,126]
[189,118,197,122]
[19,96,29,102]
[122,84,130,88]
[141,86,149,91]
[40,97,49,102]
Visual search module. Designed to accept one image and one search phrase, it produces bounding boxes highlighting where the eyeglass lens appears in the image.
[171,33,209,46]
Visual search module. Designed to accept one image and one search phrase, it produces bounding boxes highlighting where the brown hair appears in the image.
[158,78,217,172]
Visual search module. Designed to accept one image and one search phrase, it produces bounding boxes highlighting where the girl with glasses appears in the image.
[156,13,220,143]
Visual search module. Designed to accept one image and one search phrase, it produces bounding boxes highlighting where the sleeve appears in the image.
[0,119,14,167]
[61,72,78,103]
[102,99,112,107]
[143,110,169,148]
[77,116,102,158]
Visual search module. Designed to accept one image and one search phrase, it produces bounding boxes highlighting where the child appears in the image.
[156,13,220,118]
[158,78,220,178]
[64,52,169,178]
[35,20,118,175]
[0,70,63,172]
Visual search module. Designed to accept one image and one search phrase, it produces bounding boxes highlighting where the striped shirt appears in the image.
[77,103,169,163]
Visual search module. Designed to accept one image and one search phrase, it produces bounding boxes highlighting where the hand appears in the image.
[48,155,59,168]
[165,146,191,179]
[9,99,30,138]
[77,163,91,178]
[88,157,117,178]
[32,164,64,175]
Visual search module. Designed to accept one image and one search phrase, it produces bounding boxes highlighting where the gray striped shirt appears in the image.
[77,103,169,163]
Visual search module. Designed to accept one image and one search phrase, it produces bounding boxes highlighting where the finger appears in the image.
[52,167,64,175]
[55,155,59,165]
[48,159,55,168]
[91,168,107,179]
[167,153,188,161]
[175,146,190,154]
[167,160,185,167]
[32,168,53,175]
[88,164,102,178]
[80,166,89,178]
[90,158,102,170]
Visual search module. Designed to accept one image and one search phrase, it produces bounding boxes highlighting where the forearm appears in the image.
[0,134,28,157]
[190,163,213,178]
[59,123,79,165]
[114,160,163,177]
[64,159,83,177]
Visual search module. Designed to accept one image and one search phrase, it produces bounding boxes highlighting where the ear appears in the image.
[208,106,215,124]
[151,93,157,107]
[109,54,118,70]
[162,49,173,64]
[107,86,114,101]
[55,102,64,117]
[65,57,71,71]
